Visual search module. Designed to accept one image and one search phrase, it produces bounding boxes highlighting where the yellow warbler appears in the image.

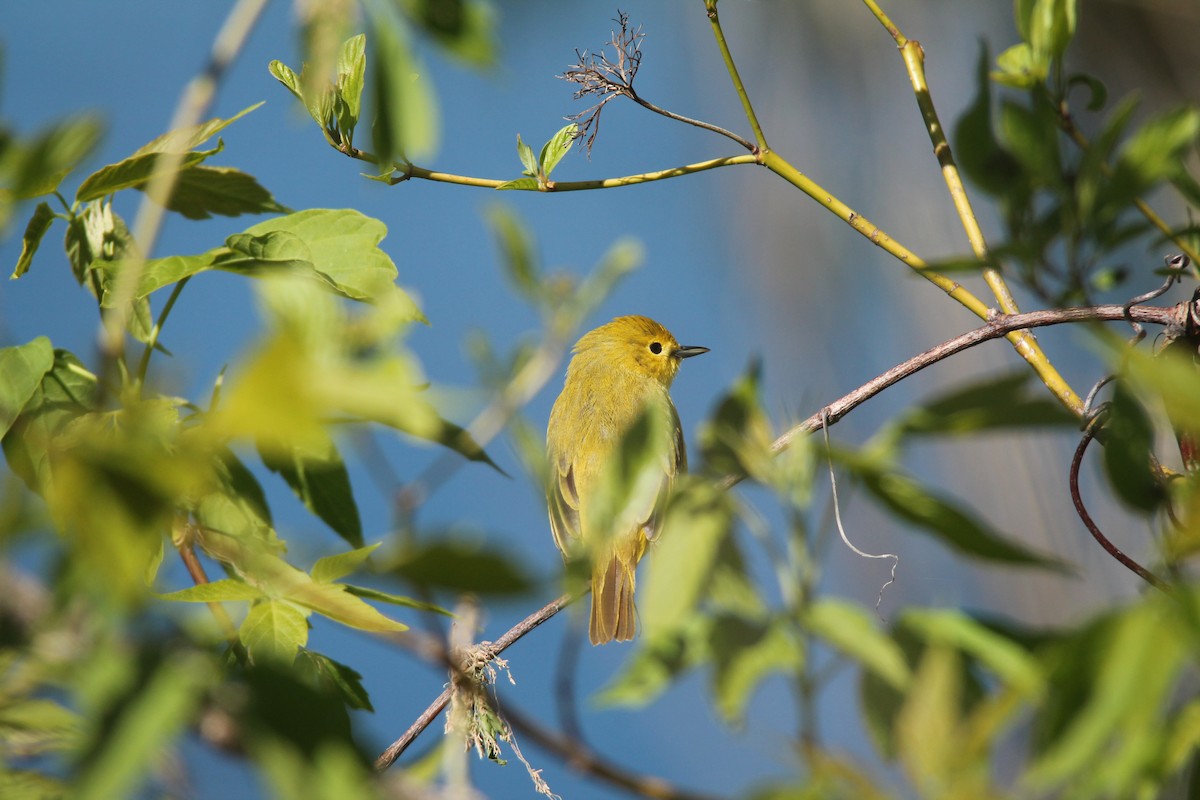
[546,315,708,644]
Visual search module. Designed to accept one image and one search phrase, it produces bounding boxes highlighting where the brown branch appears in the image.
[375,592,575,770]
[502,702,727,800]
[768,303,1183,458]
[1069,415,1173,594]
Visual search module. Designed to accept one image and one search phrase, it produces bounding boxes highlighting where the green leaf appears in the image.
[1,348,97,493]
[902,608,1044,695]
[845,456,1067,569]
[398,0,498,68]
[268,59,305,103]
[1000,99,1061,184]
[992,43,1046,89]
[1101,384,1164,513]
[370,11,439,169]
[886,371,1075,441]
[485,203,539,297]
[709,615,803,725]
[640,478,733,638]
[804,599,911,690]
[312,543,380,583]
[76,149,212,203]
[0,337,54,440]
[8,114,104,199]
[597,622,708,708]
[73,651,213,800]
[336,34,367,137]
[240,599,310,663]
[516,134,537,177]
[1029,0,1077,60]
[136,103,263,156]
[152,164,288,220]
[388,538,533,594]
[539,123,577,179]
[954,45,1021,198]
[296,650,373,712]
[698,360,775,482]
[12,201,56,279]
[1110,107,1200,200]
[158,579,265,603]
[495,177,539,191]
[240,209,399,301]
[343,584,453,616]
[259,433,363,547]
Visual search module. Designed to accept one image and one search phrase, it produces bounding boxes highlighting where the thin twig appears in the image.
[502,703,727,800]
[375,592,575,770]
[1069,415,1172,594]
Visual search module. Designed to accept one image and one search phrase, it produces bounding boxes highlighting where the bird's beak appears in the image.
[675,345,710,359]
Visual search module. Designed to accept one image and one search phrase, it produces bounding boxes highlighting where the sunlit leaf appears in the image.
[156,165,288,220]
[241,599,309,663]
[343,584,453,616]
[539,123,577,179]
[991,43,1045,89]
[495,177,539,191]
[158,579,264,603]
[516,134,537,177]
[902,608,1044,695]
[485,203,539,297]
[311,543,380,583]
[805,599,911,691]
[640,478,733,638]
[8,114,103,200]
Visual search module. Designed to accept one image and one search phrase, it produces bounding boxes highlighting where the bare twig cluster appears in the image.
[559,11,644,155]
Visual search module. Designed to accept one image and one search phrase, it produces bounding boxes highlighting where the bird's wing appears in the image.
[548,457,581,556]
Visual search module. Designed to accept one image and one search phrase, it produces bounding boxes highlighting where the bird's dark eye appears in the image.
[649,341,663,355]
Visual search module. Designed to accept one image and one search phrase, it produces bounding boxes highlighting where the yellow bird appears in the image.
[546,315,708,644]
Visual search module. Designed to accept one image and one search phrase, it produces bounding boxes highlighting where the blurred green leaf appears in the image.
[539,123,577,178]
[73,649,213,800]
[370,11,439,169]
[1108,106,1200,203]
[485,203,540,298]
[12,201,56,279]
[597,621,708,708]
[134,103,263,156]
[885,371,1075,441]
[241,599,309,663]
[1027,600,1187,794]
[955,44,1022,197]
[312,543,380,583]
[902,608,1044,695]
[805,599,911,690]
[388,537,533,594]
[640,478,733,638]
[1000,99,1061,185]
[296,650,373,712]
[0,337,54,440]
[709,615,802,725]
[158,579,264,603]
[895,646,964,795]
[2,348,97,493]
[992,43,1045,89]
[1029,0,1077,60]
[698,360,775,483]
[5,114,103,200]
[343,584,453,616]
[843,455,1067,569]
[259,432,363,547]
[1101,384,1164,513]
[0,697,79,759]
[395,0,497,68]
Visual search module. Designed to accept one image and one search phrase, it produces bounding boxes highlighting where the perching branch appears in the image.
[378,297,1189,769]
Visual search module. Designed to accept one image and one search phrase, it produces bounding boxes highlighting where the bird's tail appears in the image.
[589,538,645,645]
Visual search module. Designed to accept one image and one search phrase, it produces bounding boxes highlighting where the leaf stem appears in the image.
[703,0,767,153]
[136,276,190,384]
